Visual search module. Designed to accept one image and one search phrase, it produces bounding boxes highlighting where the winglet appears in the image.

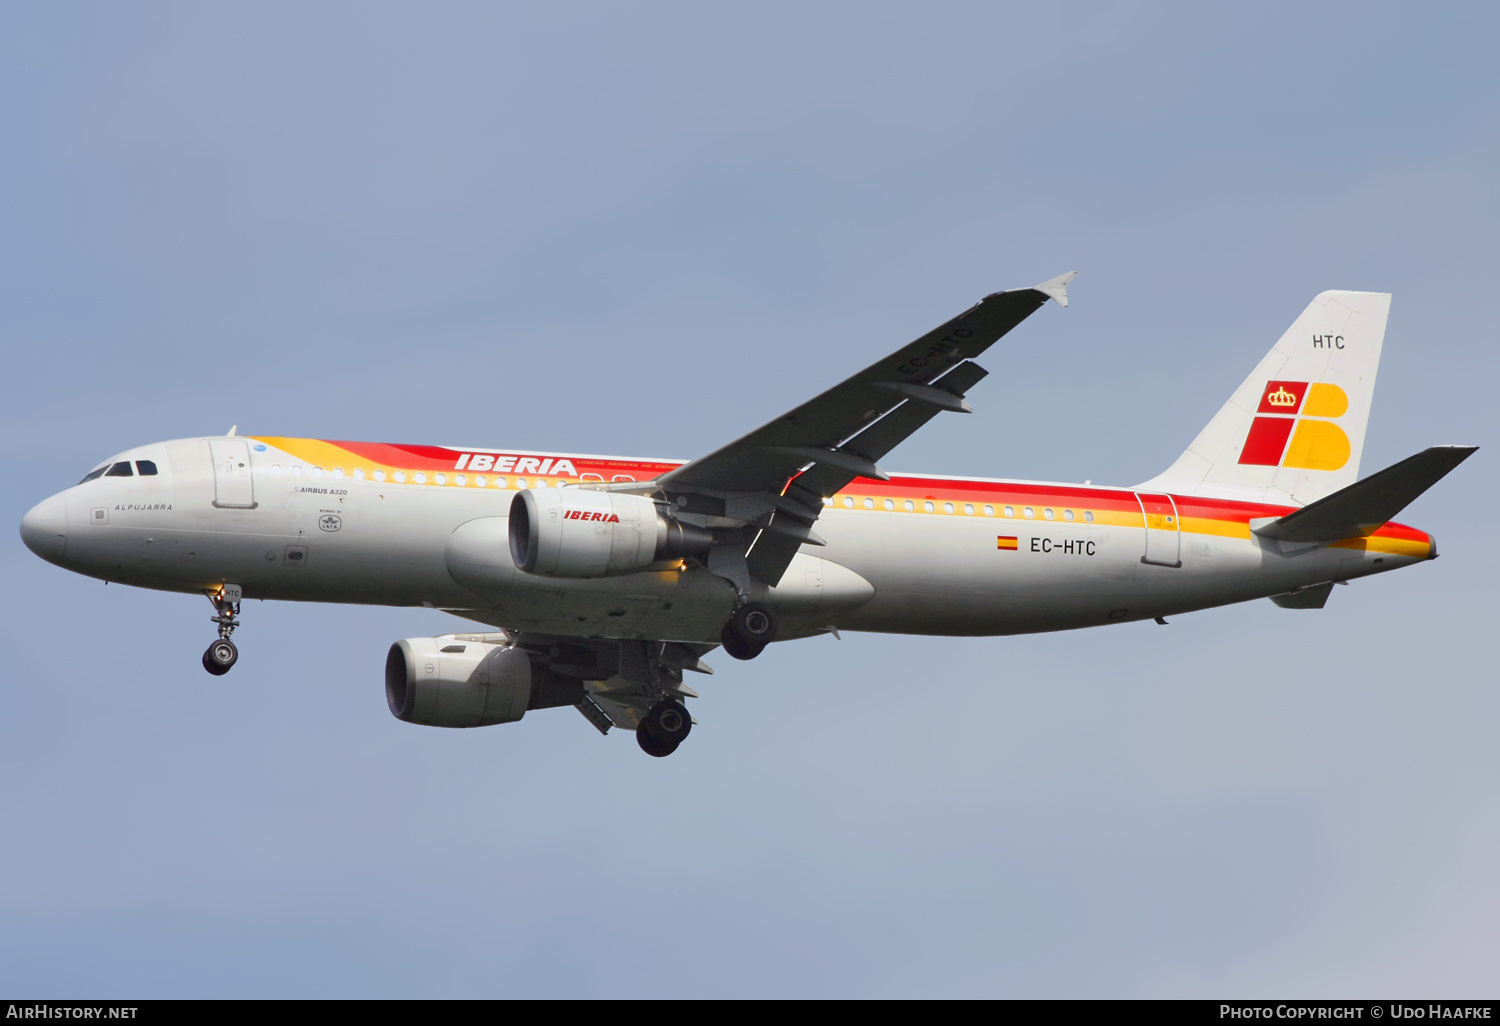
[1034,271,1077,308]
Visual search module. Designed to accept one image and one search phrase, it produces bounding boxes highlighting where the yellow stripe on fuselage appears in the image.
[1330,535,1432,558]
[255,437,385,472]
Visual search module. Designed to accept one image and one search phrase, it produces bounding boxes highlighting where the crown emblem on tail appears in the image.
[1266,386,1298,407]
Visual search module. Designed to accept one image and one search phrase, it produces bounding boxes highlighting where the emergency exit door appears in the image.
[1135,492,1181,567]
[209,438,257,509]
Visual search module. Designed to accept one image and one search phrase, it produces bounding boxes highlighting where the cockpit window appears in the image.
[79,465,108,484]
[135,460,158,476]
[104,462,133,478]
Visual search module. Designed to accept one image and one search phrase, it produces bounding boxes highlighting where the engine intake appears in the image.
[509,487,711,578]
[385,636,531,728]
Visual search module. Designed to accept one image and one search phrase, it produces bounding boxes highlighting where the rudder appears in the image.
[1138,290,1390,506]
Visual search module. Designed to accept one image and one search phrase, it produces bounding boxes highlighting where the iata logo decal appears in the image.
[319,515,342,532]
[1240,381,1351,471]
[564,510,620,523]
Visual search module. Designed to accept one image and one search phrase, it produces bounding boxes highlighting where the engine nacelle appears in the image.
[509,487,711,578]
[385,636,531,728]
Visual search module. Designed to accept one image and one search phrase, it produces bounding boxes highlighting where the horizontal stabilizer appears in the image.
[1253,445,1477,543]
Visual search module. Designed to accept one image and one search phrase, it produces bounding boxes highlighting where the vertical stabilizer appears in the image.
[1138,290,1390,506]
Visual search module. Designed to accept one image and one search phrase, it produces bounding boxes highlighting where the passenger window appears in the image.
[904,500,914,511]
[135,460,158,476]
[1084,510,1095,523]
[105,462,133,477]
[943,502,954,514]
[863,497,874,510]
[883,499,895,511]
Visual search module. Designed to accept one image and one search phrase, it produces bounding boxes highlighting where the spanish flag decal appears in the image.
[997,536,1018,550]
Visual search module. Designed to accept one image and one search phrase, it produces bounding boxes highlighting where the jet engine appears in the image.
[509,487,712,578]
[385,636,532,728]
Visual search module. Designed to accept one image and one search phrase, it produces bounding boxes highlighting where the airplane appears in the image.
[19,274,1476,757]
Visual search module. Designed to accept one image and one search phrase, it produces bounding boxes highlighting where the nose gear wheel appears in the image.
[203,639,238,675]
[202,588,242,676]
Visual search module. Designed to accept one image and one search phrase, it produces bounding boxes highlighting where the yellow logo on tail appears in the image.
[1240,382,1352,470]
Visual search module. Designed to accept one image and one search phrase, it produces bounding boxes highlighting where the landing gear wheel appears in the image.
[720,623,766,661]
[643,699,692,745]
[637,699,692,757]
[731,602,778,646]
[203,587,243,676]
[636,727,679,758]
[202,638,238,676]
[720,602,776,660]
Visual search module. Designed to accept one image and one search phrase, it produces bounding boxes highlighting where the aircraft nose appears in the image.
[20,493,68,565]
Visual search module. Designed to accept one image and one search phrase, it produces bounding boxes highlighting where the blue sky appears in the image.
[2,2,1496,996]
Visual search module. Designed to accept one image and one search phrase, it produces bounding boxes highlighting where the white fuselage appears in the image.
[20,436,1432,643]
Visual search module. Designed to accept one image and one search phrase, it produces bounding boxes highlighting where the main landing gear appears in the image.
[202,588,241,676]
[719,601,778,661]
[636,699,693,757]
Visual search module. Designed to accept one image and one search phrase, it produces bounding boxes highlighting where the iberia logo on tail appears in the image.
[1239,380,1351,470]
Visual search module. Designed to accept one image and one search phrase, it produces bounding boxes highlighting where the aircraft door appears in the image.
[1135,492,1181,567]
[208,439,257,509]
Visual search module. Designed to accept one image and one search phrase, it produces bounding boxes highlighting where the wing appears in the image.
[649,272,1076,587]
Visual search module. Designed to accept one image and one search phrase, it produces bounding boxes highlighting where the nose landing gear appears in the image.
[203,638,238,675]
[719,601,777,661]
[202,586,242,676]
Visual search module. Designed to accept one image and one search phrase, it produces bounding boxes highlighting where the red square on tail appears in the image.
[1257,380,1308,414]
[1239,417,1296,465]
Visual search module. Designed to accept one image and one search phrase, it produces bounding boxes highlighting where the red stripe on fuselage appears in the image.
[310,439,1428,545]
